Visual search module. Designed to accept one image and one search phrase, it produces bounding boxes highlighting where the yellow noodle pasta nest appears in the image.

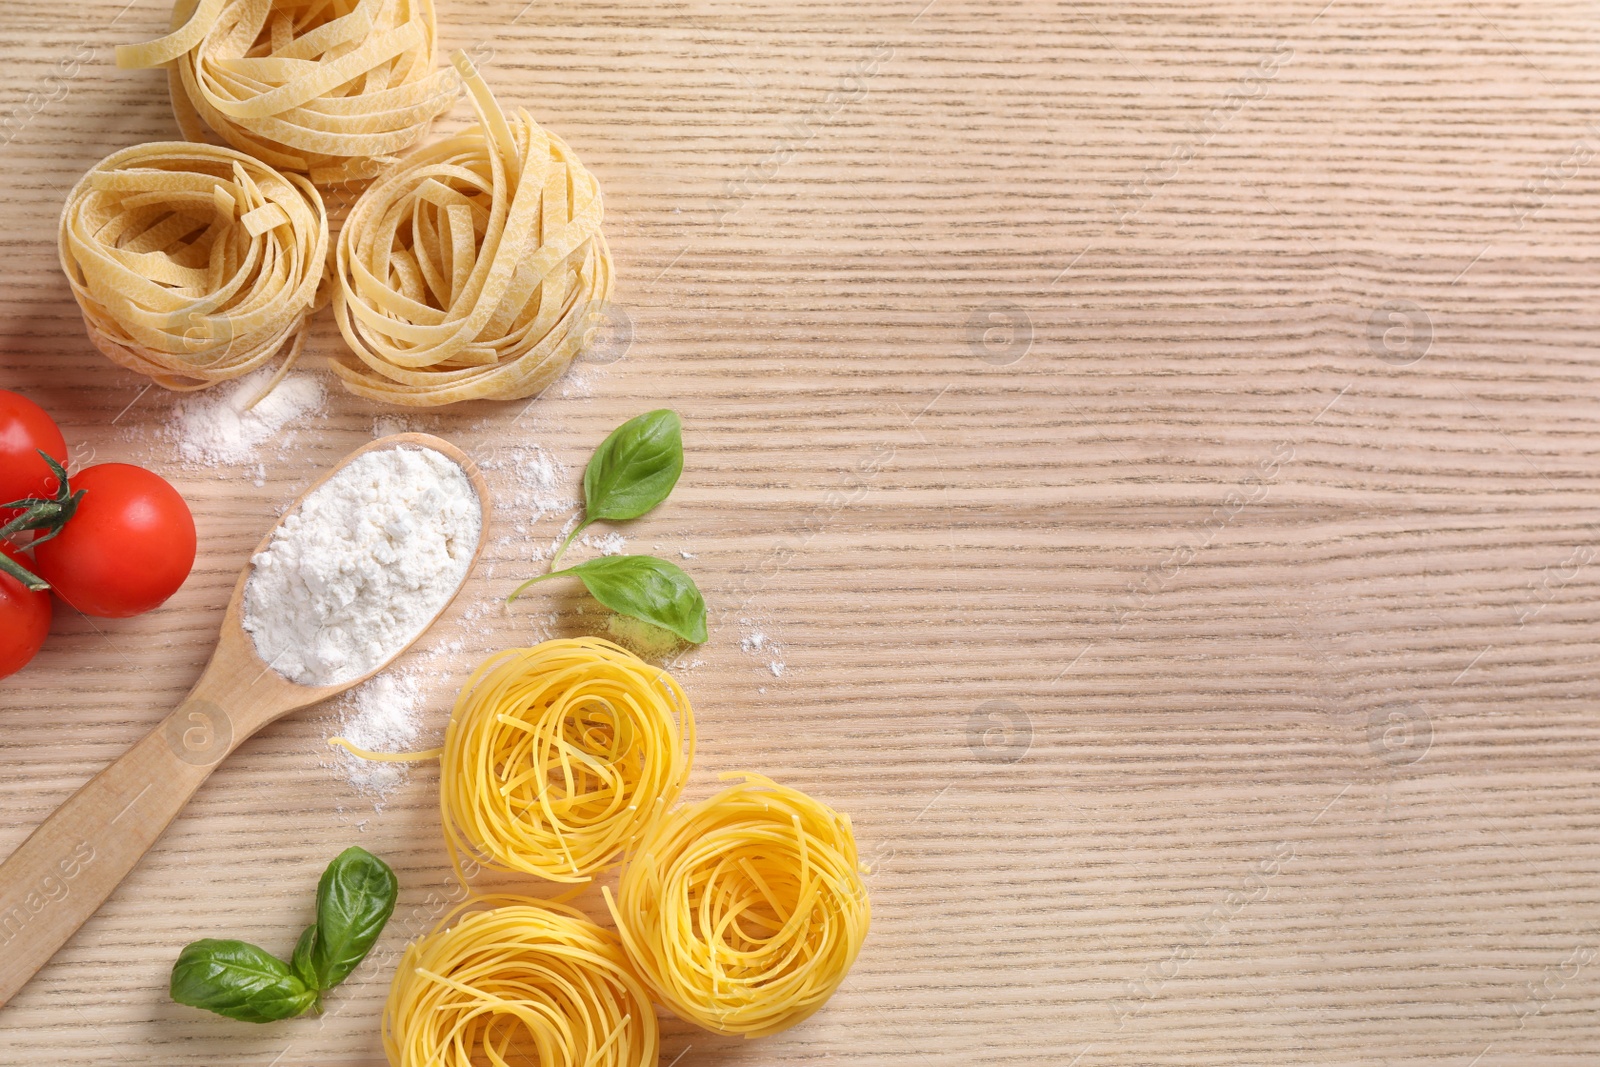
[607,772,871,1038]
[117,0,455,188]
[330,53,613,406]
[383,896,658,1067]
[58,141,328,390]
[440,638,694,884]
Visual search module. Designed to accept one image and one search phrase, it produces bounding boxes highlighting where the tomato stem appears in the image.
[0,550,47,592]
[0,451,86,590]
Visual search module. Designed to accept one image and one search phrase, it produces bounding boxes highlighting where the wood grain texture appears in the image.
[1,1,1598,1064]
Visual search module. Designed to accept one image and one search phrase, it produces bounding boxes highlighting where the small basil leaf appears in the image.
[308,846,398,990]
[170,939,316,1024]
[568,555,707,644]
[582,409,683,522]
[290,924,318,993]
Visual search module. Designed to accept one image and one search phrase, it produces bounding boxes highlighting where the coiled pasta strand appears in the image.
[438,638,694,884]
[607,772,871,1037]
[382,896,658,1067]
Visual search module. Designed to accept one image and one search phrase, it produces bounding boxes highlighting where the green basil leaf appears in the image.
[582,410,683,522]
[308,846,398,990]
[568,554,707,643]
[170,939,316,1024]
[290,924,319,993]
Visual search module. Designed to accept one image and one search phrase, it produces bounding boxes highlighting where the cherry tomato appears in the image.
[0,541,52,679]
[33,464,196,618]
[0,390,67,522]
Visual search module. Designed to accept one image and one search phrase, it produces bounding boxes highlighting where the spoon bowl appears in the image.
[206,432,491,742]
[0,432,490,1008]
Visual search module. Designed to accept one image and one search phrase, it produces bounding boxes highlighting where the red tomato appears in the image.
[0,541,52,679]
[33,464,196,618]
[0,390,67,522]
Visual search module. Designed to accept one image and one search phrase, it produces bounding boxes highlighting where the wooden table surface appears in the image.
[3,1,1600,1063]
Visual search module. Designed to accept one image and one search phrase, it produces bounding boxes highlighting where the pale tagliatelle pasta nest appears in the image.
[116,0,455,187]
[58,142,328,390]
[330,53,613,406]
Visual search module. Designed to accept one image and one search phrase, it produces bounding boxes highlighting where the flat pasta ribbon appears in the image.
[607,773,871,1038]
[383,897,658,1067]
[330,52,613,406]
[57,141,328,390]
[118,0,455,187]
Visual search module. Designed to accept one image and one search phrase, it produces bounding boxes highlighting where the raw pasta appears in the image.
[438,638,694,883]
[607,773,871,1037]
[383,897,657,1067]
[329,638,696,884]
[330,52,612,405]
[117,0,455,188]
[58,141,327,390]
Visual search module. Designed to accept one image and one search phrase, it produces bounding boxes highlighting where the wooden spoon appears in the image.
[0,432,490,1008]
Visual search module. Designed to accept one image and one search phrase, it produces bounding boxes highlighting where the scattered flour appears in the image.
[243,446,482,686]
[327,669,426,797]
[374,414,425,438]
[320,599,503,805]
[559,362,600,399]
[481,444,572,542]
[738,617,787,679]
[166,368,325,466]
[583,531,628,556]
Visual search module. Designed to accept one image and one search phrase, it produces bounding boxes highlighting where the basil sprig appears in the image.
[548,410,683,569]
[170,847,398,1024]
[512,410,708,643]
[514,555,708,643]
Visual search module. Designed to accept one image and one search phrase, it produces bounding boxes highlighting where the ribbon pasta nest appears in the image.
[607,773,872,1038]
[58,142,328,390]
[330,54,613,405]
[116,0,454,187]
[440,638,694,884]
[383,897,658,1067]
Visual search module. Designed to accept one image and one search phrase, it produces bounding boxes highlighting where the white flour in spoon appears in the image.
[243,446,482,686]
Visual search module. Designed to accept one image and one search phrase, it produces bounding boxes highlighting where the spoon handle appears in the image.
[0,697,233,1006]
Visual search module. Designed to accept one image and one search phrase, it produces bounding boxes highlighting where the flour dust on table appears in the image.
[325,669,428,800]
[165,367,325,470]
